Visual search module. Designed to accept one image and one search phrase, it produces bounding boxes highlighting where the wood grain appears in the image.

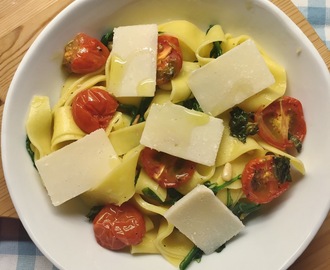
[272,0,330,70]
[0,0,328,269]
[0,0,74,217]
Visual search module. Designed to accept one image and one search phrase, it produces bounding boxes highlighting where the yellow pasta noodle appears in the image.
[25,20,306,269]
[26,96,52,160]
[51,106,85,150]
[169,61,200,103]
[158,20,206,61]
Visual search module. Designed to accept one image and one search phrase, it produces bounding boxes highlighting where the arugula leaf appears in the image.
[26,136,36,169]
[118,97,153,125]
[141,187,184,206]
[209,40,222,58]
[204,174,241,194]
[117,103,138,119]
[226,189,234,208]
[229,106,258,143]
[166,188,184,205]
[180,243,226,270]
[101,30,114,48]
[182,97,203,112]
[274,155,292,184]
[230,199,261,220]
[215,243,226,253]
[142,188,163,203]
[86,205,104,222]
[135,97,153,123]
[206,25,222,58]
[179,246,204,270]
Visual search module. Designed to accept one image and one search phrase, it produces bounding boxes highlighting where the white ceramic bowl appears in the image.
[2,0,330,269]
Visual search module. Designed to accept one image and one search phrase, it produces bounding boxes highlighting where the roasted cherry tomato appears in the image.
[241,155,291,204]
[63,33,110,74]
[72,88,118,134]
[157,35,183,85]
[93,203,146,251]
[139,147,196,188]
[255,96,306,152]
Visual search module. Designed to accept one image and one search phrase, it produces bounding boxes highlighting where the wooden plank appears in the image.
[0,0,74,218]
[271,0,330,69]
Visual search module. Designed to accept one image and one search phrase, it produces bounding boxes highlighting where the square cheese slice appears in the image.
[188,39,275,116]
[164,185,244,254]
[140,102,224,166]
[35,129,120,206]
[109,24,158,97]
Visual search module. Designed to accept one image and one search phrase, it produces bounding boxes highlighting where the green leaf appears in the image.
[101,30,114,48]
[118,103,138,119]
[26,136,36,169]
[204,174,241,194]
[215,243,226,253]
[226,189,234,208]
[182,97,203,112]
[229,107,258,143]
[118,97,153,125]
[142,188,163,203]
[179,243,226,270]
[179,246,204,270]
[273,155,292,184]
[136,97,153,123]
[209,41,222,58]
[230,199,261,220]
[206,25,222,58]
[86,205,104,222]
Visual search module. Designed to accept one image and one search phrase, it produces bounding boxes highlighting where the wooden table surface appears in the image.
[0,0,329,269]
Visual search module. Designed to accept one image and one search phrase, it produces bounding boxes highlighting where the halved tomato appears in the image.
[157,35,183,85]
[139,147,196,188]
[72,88,118,134]
[241,155,291,204]
[255,96,306,152]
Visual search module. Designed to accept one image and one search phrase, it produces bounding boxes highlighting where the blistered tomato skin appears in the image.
[72,88,118,134]
[157,35,183,85]
[139,147,196,188]
[93,204,146,251]
[63,33,110,74]
[241,155,290,204]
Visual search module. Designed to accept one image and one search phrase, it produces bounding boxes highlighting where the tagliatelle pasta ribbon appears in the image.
[25,20,305,268]
[196,24,225,66]
[26,96,52,160]
[158,20,206,61]
[51,106,85,151]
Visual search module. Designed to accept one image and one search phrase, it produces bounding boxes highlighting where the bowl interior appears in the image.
[2,0,330,269]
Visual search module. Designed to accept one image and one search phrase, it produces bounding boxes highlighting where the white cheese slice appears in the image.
[140,102,224,166]
[35,129,120,206]
[164,185,244,254]
[109,24,158,97]
[188,39,275,116]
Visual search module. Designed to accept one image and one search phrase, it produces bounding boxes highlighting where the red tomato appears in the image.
[241,155,291,204]
[63,33,110,74]
[72,88,118,134]
[93,203,146,251]
[157,35,183,85]
[139,147,196,188]
[255,96,307,152]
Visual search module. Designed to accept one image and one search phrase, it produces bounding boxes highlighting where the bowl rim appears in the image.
[2,0,330,269]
